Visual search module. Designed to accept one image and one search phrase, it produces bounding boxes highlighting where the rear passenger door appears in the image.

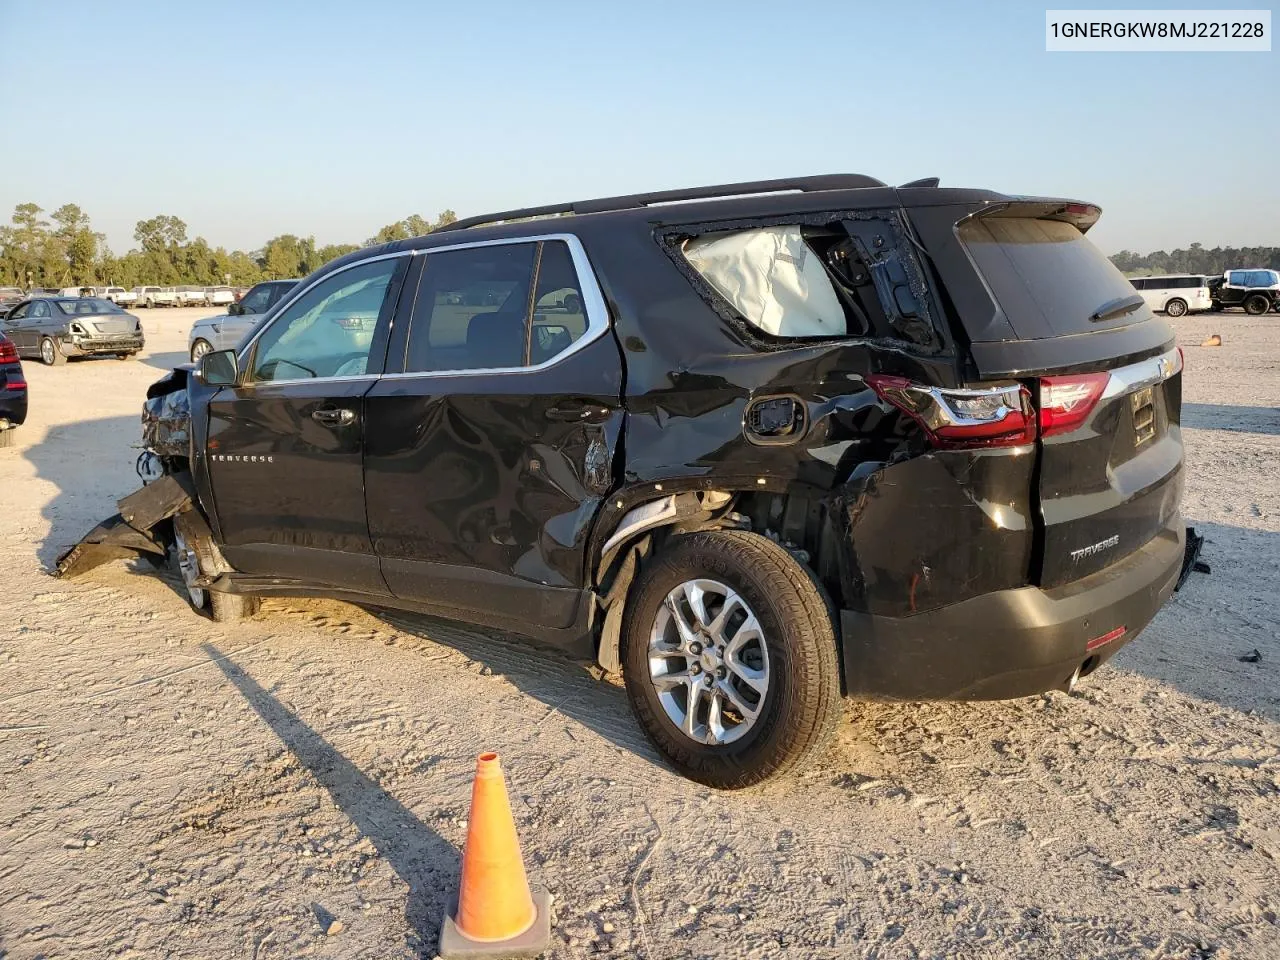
[363,235,624,632]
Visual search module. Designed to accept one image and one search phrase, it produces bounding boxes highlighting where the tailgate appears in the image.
[915,200,1186,587]
[1037,349,1183,586]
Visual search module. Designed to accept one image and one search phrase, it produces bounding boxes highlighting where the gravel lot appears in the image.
[1,307,1278,959]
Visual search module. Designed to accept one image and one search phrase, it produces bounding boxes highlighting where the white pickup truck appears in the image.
[104,287,138,307]
[134,286,177,308]
[205,286,235,307]
[174,285,210,307]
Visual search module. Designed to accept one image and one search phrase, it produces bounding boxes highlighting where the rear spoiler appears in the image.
[962,198,1102,234]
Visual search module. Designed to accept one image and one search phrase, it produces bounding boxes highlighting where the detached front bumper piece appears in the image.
[840,521,1188,701]
[54,473,194,578]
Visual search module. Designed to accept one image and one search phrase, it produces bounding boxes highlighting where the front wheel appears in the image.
[1244,295,1270,316]
[1164,298,1188,318]
[190,338,212,363]
[622,530,840,789]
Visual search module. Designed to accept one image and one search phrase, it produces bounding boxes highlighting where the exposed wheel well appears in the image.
[591,487,846,674]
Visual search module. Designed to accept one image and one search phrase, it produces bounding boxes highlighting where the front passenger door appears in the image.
[205,255,409,593]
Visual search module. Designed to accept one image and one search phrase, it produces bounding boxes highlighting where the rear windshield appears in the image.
[959,216,1147,337]
[56,298,122,315]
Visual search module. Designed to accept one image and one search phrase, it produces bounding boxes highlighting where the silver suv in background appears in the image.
[1128,275,1214,317]
[187,279,299,361]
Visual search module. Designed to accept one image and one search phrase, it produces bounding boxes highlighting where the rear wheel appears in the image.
[1244,294,1270,316]
[622,530,840,789]
[39,337,66,366]
[1164,298,1188,318]
[190,338,213,363]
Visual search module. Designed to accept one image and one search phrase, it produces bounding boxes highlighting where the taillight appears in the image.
[0,338,17,363]
[867,375,1035,449]
[5,379,25,391]
[1039,373,1109,437]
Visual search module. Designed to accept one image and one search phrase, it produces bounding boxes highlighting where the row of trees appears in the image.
[0,203,458,289]
[1111,243,1280,277]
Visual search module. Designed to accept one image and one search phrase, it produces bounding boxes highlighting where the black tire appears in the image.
[39,337,66,366]
[621,530,840,789]
[1244,295,1270,316]
[209,590,260,622]
[1164,298,1188,318]
[190,338,213,363]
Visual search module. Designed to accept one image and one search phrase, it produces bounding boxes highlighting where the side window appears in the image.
[1227,271,1243,286]
[239,284,273,314]
[530,241,588,364]
[265,283,293,310]
[250,259,398,383]
[405,242,538,373]
[1130,278,1147,290]
[30,301,50,319]
[9,303,28,320]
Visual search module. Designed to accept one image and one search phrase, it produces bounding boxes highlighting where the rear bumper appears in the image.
[63,335,145,356]
[841,520,1185,701]
[0,390,27,426]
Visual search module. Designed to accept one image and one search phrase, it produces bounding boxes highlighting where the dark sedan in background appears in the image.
[2,296,144,365]
[0,328,27,446]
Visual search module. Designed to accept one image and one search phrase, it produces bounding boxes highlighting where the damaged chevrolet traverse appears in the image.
[58,175,1204,788]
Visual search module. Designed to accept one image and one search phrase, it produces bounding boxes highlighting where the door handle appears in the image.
[545,402,611,423]
[311,407,357,426]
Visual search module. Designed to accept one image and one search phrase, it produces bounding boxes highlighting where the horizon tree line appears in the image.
[0,203,457,289]
[2,202,1275,289]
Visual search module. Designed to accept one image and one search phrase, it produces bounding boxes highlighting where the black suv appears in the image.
[60,175,1193,788]
[1207,269,1280,315]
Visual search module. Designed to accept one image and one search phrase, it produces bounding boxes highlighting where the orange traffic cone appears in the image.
[439,752,552,958]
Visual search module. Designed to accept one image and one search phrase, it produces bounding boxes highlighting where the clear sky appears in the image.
[0,0,1275,255]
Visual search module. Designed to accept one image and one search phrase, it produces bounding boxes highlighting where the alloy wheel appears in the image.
[172,526,207,610]
[647,578,771,745]
[40,339,55,365]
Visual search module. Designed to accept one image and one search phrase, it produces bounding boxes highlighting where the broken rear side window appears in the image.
[676,214,942,351]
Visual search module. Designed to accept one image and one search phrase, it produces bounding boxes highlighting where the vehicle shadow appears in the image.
[1118,521,1279,724]
[203,642,459,956]
[364,608,667,769]
[22,413,143,569]
[141,350,190,371]
[1181,403,1280,436]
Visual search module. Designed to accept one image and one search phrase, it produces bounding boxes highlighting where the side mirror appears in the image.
[199,348,239,386]
[227,302,243,316]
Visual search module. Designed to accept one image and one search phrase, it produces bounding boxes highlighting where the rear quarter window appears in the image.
[671,214,944,351]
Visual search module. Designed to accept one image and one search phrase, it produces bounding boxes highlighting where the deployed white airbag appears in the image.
[684,226,846,338]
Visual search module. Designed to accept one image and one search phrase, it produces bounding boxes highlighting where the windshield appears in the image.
[958,215,1150,338]
[56,298,123,315]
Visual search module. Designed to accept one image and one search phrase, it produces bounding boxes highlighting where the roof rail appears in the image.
[434,174,887,233]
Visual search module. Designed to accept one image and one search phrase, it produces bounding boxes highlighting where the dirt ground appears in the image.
[1,307,1278,959]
